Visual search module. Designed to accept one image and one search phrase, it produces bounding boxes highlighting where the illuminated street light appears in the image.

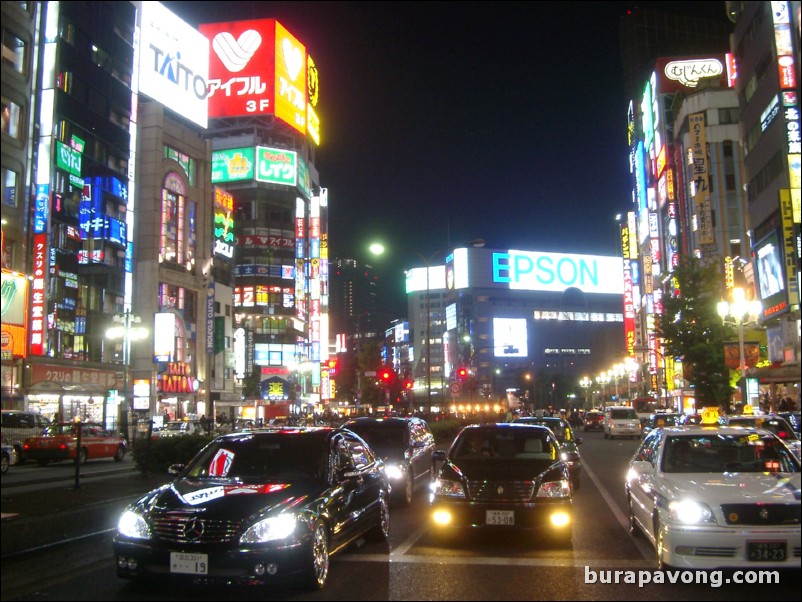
[579,376,592,409]
[717,287,762,405]
[106,311,148,438]
[596,372,610,404]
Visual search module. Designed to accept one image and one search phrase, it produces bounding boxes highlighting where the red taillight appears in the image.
[777,431,788,439]
[765,460,780,471]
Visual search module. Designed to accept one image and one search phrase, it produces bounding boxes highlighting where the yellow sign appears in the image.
[700,407,719,425]
[742,404,754,415]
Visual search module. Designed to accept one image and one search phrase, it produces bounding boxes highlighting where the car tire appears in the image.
[114,446,125,462]
[301,521,329,590]
[365,493,390,543]
[654,519,670,570]
[627,495,640,537]
[1,452,9,474]
[572,476,580,491]
[604,432,609,439]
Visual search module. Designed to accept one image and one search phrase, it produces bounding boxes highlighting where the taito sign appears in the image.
[200,19,307,135]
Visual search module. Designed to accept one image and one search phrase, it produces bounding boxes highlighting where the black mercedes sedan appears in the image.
[430,423,573,545]
[113,427,390,590]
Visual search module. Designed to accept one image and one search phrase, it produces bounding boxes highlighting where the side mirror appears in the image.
[433,449,447,462]
[575,437,583,445]
[168,463,185,475]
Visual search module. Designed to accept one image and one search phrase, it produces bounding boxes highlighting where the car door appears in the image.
[627,431,662,542]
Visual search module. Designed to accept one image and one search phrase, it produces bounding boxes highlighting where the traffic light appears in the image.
[379,369,394,384]
[403,379,413,390]
[456,367,468,380]
[326,358,338,375]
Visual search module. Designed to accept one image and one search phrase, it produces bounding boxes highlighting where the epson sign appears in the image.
[491,251,623,295]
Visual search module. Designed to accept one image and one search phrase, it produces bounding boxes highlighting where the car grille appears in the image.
[151,510,244,544]
[466,480,535,502]
[720,504,801,526]
[688,546,736,557]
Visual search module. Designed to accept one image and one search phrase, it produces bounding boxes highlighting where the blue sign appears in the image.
[34,185,49,234]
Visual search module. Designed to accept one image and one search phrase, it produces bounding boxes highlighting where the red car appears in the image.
[583,411,604,431]
[23,422,127,466]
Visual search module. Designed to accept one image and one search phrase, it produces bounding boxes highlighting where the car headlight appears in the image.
[385,463,405,480]
[560,452,579,463]
[117,510,151,539]
[432,478,465,498]
[240,513,298,543]
[667,500,715,524]
[536,479,572,498]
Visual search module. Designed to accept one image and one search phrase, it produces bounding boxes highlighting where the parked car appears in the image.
[342,415,435,505]
[429,423,573,545]
[113,427,390,590]
[626,425,801,569]
[1,409,52,461]
[719,414,801,460]
[677,413,703,425]
[778,411,801,436]
[1,440,18,473]
[22,422,127,465]
[583,411,604,432]
[640,412,681,438]
[513,415,582,489]
[152,420,207,438]
[603,406,641,439]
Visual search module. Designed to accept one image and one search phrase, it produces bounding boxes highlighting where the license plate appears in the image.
[747,541,786,561]
[486,510,514,525]
[170,552,208,574]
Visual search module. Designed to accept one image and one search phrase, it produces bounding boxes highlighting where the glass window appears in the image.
[1,96,22,139]
[2,29,26,74]
[2,167,19,208]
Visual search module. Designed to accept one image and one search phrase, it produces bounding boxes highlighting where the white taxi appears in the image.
[625,424,801,570]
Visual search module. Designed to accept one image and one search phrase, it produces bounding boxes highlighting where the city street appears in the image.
[2,431,798,601]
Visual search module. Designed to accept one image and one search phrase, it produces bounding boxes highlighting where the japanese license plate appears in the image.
[486,510,514,525]
[746,541,786,561]
[170,552,208,574]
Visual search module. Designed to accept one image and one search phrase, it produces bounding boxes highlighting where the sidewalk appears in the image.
[1,470,167,557]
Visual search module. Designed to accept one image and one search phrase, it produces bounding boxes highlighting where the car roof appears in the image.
[343,416,418,426]
[462,422,553,433]
[651,425,780,437]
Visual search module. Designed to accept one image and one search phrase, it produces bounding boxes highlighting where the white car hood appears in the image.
[659,472,801,505]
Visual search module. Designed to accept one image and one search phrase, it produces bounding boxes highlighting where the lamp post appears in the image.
[612,363,626,402]
[579,376,592,409]
[597,372,610,405]
[717,287,762,408]
[106,311,147,440]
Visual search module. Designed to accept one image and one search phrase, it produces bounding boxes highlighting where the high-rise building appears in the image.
[727,0,800,395]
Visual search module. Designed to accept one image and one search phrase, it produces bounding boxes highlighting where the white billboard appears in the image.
[138,1,209,128]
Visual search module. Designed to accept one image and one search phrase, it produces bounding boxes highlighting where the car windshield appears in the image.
[610,409,637,419]
[43,425,77,436]
[345,424,406,448]
[515,418,567,442]
[727,418,800,442]
[661,434,800,474]
[651,414,679,427]
[165,422,189,431]
[184,432,326,481]
[453,428,556,461]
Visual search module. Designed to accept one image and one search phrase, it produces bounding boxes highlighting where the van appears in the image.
[1,410,52,460]
[603,406,641,439]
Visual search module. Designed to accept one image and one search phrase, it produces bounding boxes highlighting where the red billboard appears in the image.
[200,19,307,135]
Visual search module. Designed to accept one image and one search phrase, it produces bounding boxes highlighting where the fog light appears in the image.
[126,558,138,570]
[266,563,278,575]
[254,563,265,576]
[117,556,127,569]
[432,510,452,525]
[550,511,570,528]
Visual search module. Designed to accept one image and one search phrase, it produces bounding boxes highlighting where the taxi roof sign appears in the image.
[700,407,720,425]
[742,404,754,415]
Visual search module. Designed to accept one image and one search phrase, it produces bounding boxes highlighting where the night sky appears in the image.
[162,1,731,317]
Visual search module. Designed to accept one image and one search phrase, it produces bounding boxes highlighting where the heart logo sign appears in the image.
[213,30,262,73]
[282,39,304,82]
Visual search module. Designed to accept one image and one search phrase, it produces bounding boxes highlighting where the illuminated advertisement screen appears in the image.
[493,318,528,358]
[274,21,307,135]
[139,2,209,128]
[200,19,277,119]
[755,230,787,316]
[211,147,255,182]
[255,146,297,185]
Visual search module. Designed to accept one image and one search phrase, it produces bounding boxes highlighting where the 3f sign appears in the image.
[246,99,271,112]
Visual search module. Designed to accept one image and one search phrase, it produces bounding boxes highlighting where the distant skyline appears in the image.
[163,1,733,317]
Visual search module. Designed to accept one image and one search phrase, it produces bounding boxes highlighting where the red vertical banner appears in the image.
[30,234,47,355]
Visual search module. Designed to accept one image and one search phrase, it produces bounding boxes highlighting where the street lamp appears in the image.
[596,372,610,404]
[717,287,762,405]
[106,310,148,438]
[612,363,625,402]
[579,376,592,409]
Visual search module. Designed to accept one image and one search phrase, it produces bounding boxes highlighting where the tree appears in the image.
[655,256,732,408]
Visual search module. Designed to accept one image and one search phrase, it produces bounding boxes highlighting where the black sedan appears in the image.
[342,415,435,505]
[113,427,390,590]
[429,423,573,545]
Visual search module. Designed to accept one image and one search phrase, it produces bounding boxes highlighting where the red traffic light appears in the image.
[456,367,468,380]
[403,379,413,390]
[379,369,393,383]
